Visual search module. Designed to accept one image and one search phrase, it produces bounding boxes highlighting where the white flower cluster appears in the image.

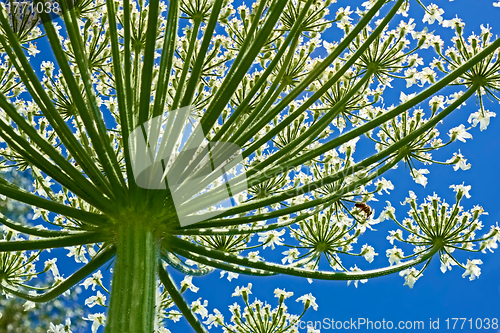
[384,186,499,288]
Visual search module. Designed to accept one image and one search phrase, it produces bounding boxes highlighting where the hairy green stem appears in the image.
[106,222,159,333]
[170,245,279,276]
[0,233,105,251]
[106,0,135,192]
[138,0,161,125]
[152,0,180,118]
[168,236,440,280]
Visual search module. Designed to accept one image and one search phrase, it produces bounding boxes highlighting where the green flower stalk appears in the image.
[0,0,498,332]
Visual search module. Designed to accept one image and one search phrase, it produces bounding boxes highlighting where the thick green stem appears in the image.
[106,222,159,333]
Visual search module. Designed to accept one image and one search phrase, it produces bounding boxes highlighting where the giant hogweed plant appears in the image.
[0,0,499,331]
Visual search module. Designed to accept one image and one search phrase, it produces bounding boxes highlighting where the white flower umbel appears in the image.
[216,286,316,333]
[385,186,497,287]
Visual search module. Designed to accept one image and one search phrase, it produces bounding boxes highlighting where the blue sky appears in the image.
[23,0,500,332]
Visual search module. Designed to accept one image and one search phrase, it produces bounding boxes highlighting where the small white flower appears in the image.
[462,259,483,281]
[442,16,465,29]
[80,271,103,291]
[440,254,458,273]
[47,323,60,333]
[399,267,421,288]
[387,229,403,245]
[412,169,430,187]
[296,293,318,310]
[32,207,47,220]
[446,91,465,108]
[203,309,224,329]
[191,298,209,319]
[44,258,60,278]
[468,110,496,131]
[446,151,471,171]
[374,177,394,195]
[232,283,252,297]
[401,191,417,206]
[281,248,300,264]
[228,302,241,315]
[450,183,472,199]
[377,201,396,222]
[386,247,404,265]
[181,276,199,292]
[167,310,182,322]
[448,124,472,143]
[40,61,55,74]
[429,95,445,110]
[27,42,40,56]
[83,313,106,333]
[23,300,36,311]
[481,238,498,253]
[274,288,294,300]
[247,251,263,262]
[65,246,88,263]
[400,91,417,103]
[422,4,444,25]
[356,213,381,234]
[360,244,378,263]
[258,230,285,250]
[220,270,239,282]
[47,322,68,333]
[85,291,107,308]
